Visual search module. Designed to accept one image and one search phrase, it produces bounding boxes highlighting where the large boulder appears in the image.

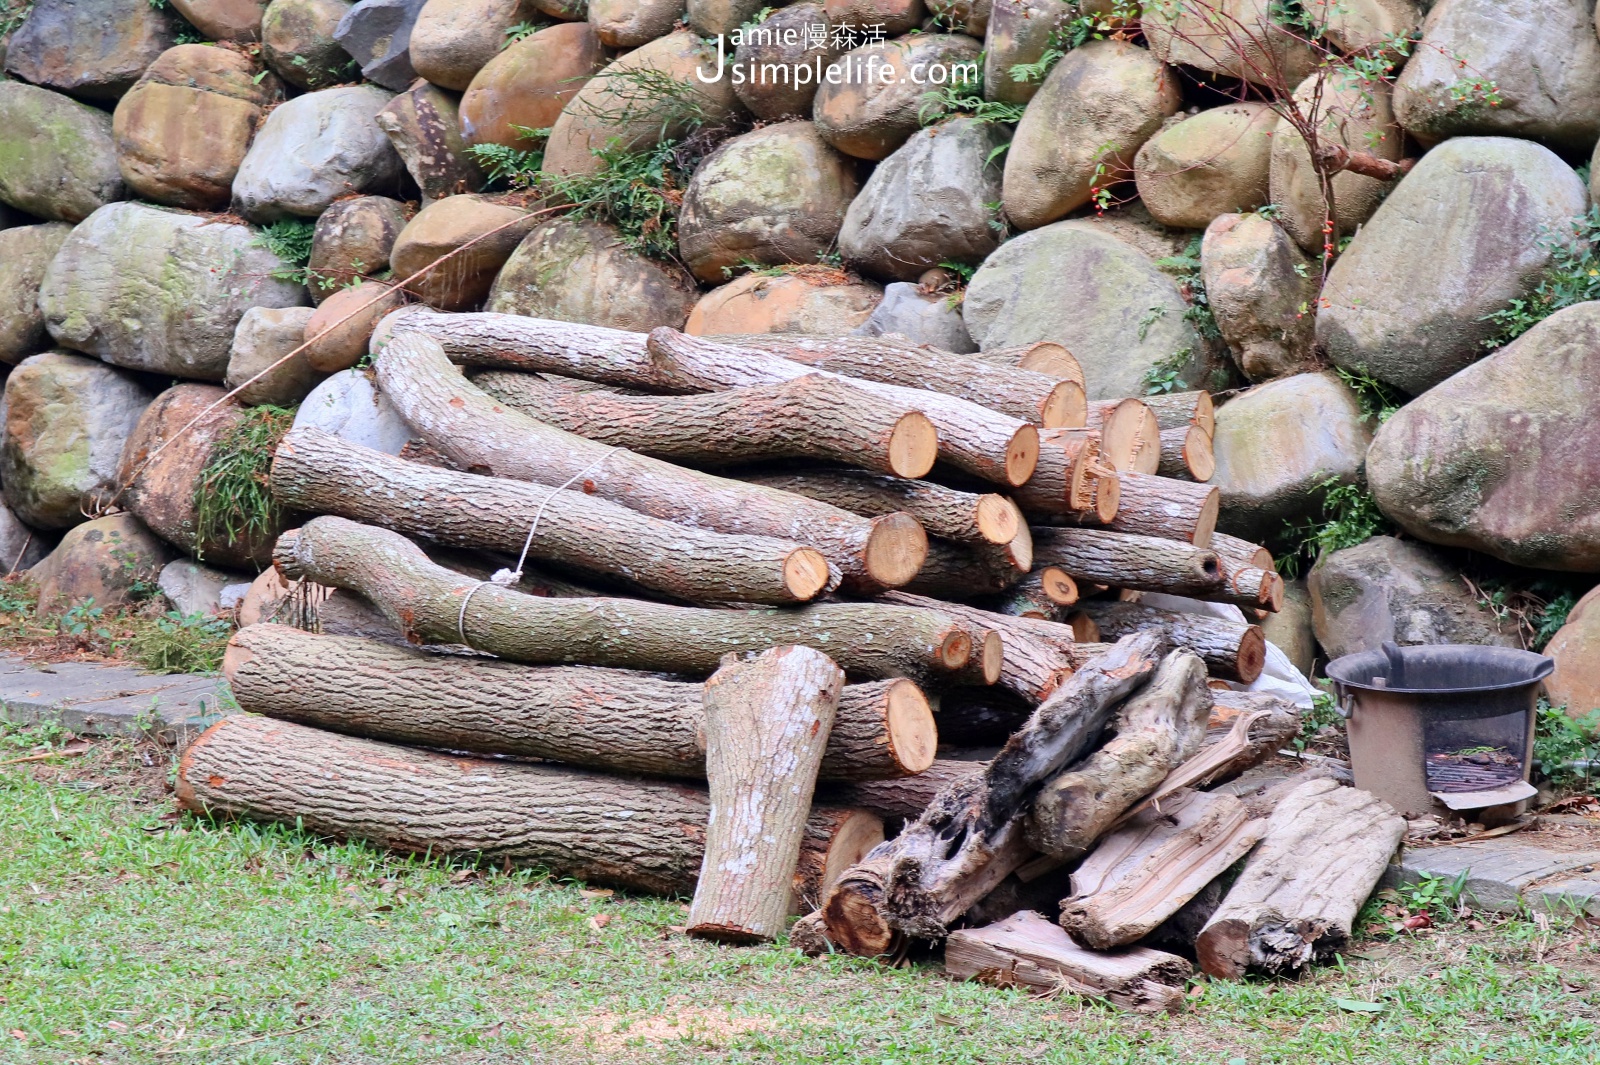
[730,3,838,120]
[1134,103,1275,230]
[1200,212,1317,383]
[688,0,769,36]
[838,117,1004,282]
[0,352,153,529]
[334,0,428,90]
[29,514,174,611]
[409,0,535,90]
[261,0,358,91]
[1308,536,1519,659]
[303,281,406,372]
[390,195,537,310]
[1261,577,1316,677]
[3,0,178,101]
[489,217,700,331]
[1210,371,1373,540]
[1002,39,1180,231]
[854,282,976,353]
[962,222,1214,400]
[589,0,685,47]
[459,22,604,150]
[306,195,408,302]
[678,121,861,284]
[825,0,923,35]
[0,502,50,572]
[685,271,882,336]
[226,306,322,406]
[983,0,1074,106]
[39,202,308,380]
[1545,584,1600,720]
[1394,0,1600,152]
[543,31,746,178]
[293,368,414,455]
[375,81,484,203]
[1310,0,1422,55]
[1317,137,1588,396]
[813,34,982,161]
[0,223,74,365]
[232,85,404,222]
[0,82,125,223]
[111,45,284,212]
[171,0,271,40]
[1144,0,1318,88]
[158,559,252,616]
[1365,302,1600,572]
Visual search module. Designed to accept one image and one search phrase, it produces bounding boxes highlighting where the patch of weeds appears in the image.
[1009,0,1140,84]
[1463,576,1584,651]
[1293,690,1346,757]
[1142,347,1191,394]
[251,219,318,285]
[740,5,775,30]
[55,600,111,643]
[573,65,719,146]
[1398,870,1470,920]
[128,611,232,675]
[502,19,540,46]
[543,139,697,262]
[1335,366,1404,424]
[1155,235,1221,343]
[193,404,296,559]
[1279,476,1393,578]
[1267,0,1324,36]
[467,124,549,190]
[1481,206,1600,349]
[917,63,1025,141]
[0,0,34,38]
[1533,699,1600,795]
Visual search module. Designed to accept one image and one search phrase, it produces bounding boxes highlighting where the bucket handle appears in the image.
[1332,680,1356,719]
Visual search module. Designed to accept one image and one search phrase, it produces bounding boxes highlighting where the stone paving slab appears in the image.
[0,652,228,744]
[1385,834,1600,916]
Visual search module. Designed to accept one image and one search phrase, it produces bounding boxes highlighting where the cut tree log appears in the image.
[1159,425,1215,482]
[1025,650,1212,860]
[1013,429,1116,520]
[905,535,1030,600]
[689,646,843,943]
[373,331,926,592]
[881,591,1078,705]
[1085,399,1160,475]
[646,329,1039,487]
[990,567,1079,618]
[1054,473,1219,547]
[796,808,887,914]
[1058,789,1266,949]
[1196,777,1404,979]
[1210,533,1274,573]
[471,370,939,478]
[988,341,1086,388]
[944,911,1190,1014]
[176,714,882,898]
[1141,391,1214,436]
[1205,565,1285,613]
[740,469,1020,546]
[822,757,989,822]
[271,427,836,605]
[1121,694,1303,823]
[1072,602,1267,684]
[274,517,978,682]
[1031,528,1224,597]
[224,624,937,781]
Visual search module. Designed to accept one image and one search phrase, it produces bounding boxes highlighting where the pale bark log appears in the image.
[981,342,1085,390]
[1122,694,1302,824]
[1085,399,1160,475]
[374,331,926,592]
[1141,391,1214,436]
[385,306,660,385]
[1013,429,1114,519]
[176,714,880,898]
[1073,602,1267,684]
[1025,651,1213,859]
[881,591,1078,705]
[1209,532,1274,574]
[1159,425,1214,482]
[990,567,1079,619]
[1031,528,1224,597]
[274,517,976,682]
[944,911,1190,1014]
[689,646,843,943]
[1052,473,1219,547]
[1203,565,1285,613]
[821,757,989,822]
[224,624,937,781]
[740,470,1020,546]
[471,369,939,479]
[1196,777,1404,979]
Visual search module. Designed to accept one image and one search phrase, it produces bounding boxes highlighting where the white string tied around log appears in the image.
[455,447,622,645]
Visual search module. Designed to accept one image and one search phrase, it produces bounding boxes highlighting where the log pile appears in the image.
[172,314,1405,1010]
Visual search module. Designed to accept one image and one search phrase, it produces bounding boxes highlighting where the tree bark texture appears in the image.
[1209,532,1274,575]
[471,370,939,478]
[880,592,1079,705]
[989,567,1079,619]
[176,714,880,898]
[1206,565,1285,613]
[1085,399,1161,475]
[1032,528,1224,597]
[1141,391,1214,436]
[904,535,1030,600]
[1013,429,1108,518]
[689,646,843,943]
[740,469,1020,546]
[224,624,937,781]
[373,332,926,592]
[1052,473,1219,547]
[821,757,989,822]
[1159,425,1215,482]
[274,517,976,682]
[1196,777,1404,979]
[1073,602,1267,684]
[272,427,835,605]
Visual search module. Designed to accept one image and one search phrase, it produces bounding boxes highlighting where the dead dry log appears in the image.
[472,370,938,478]
[822,757,989,822]
[944,911,1190,1014]
[223,625,937,781]
[374,331,925,592]
[796,809,888,913]
[1054,473,1219,547]
[1073,602,1266,684]
[740,470,1020,547]
[789,910,836,955]
[1159,425,1215,482]
[689,646,843,943]
[1141,391,1214,436]
[1196,777,1404,979]
[1032,528,1224,597]
[272,427,835,605]
[1058,789,1266,949]
[1085,399,1161,474]
[1025,650,1213,860]
[274,517,978,682]
[176,714,881,898]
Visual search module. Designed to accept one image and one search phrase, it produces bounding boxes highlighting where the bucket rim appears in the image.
[1325,644,1554,696]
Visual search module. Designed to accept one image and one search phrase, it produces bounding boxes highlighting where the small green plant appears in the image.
[1293,690,1345,755]
[1399,871,1470,920]
[1008,0,1140,84]
[502,19,540,46]
[56,600,111,643]
[467,138,546,190]
[1279,476,1393,577]
[1481,206,1600,350]
[0,0,33,38]
[251,219,318,284]
[129,611,233,675]
[1335,366,1404,425]
[917,63,1026,136]
[1142,348,1191,395]
[1534,700,1600,795]
[1155,235,1222,343]
[193,404,296,559]
[543,138,703,263]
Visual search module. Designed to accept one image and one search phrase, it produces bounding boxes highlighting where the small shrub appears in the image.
[467,124,549,190]
[193,404,297,559]
[917,63,1025,137]
[129,611,233,675]
[1155,235,1222,343]
[544,139,702,263]
[1277,476,1393,578]
[251,219,318,285]
[1533,700,1600,795]
[1336,367,1404,425]
[1009,0,1141,84]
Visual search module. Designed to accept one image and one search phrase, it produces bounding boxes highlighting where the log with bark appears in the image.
[881,591,1078,705]
[176,714,883,898]
[904,533,1031,600]
[974,342,1085,388]
[740,469,1021,547]
[1084,399,1161,475]
[373,331,926,592]
[796,808,887,914]
[1159,424,1215,482]
[1208,564,1286,613]
[690,646,843,943]
[1031,528,1224,598]
[990,567,1079,618]
[224,624,938,781]
[1058,788,1266,950]
[822,757,990,822]
[1012,429,1116,520]
[274,517,980,683]
[1072,601,1267,684]
[1053,473,1219,547]
[1196,777,1404,979]
[944,911,1190,1014]
[471,370,939,478]
[1141,390,1214,436]
[1210,533,1274,574]
[272,427,837,605]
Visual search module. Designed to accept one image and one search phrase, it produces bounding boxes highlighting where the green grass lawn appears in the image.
[2,730,1598,1065]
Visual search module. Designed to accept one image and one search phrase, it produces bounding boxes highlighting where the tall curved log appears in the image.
[740,469,1020,546]
[1032,528,1224,597]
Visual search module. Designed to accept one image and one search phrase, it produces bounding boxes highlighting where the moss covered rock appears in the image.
[1200,212,1318,383]
[226,306,323,407]
[1134,103,1275,230]
[0,223,74,365]
[0,82,125,223]
[813,34,981,161]
[261,0,358,90]
[410,0,539,91]
[459,21,603,150]
[390,195,537,310]
[30,514,175,611]
[307,196,408,304]
[729,3,837,120]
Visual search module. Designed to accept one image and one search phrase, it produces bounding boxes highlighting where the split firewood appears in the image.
[1053,473,1219,547]
[272,427,837,605]
[1013,429,1116,519]
[374,331,926,592]
[471,370,939,478]
[944,911,1190,1014]
[1031,528,1225,597]
[990,567,1079,618]
[1058,789,1266,950]
[822,757,990,822]
[274,517,978,683]
[1072,602,1267,684]
[1196,777,1405,979]
[1025,650,1212,860]
[646,329,1039,487]
[689,646,843,943]
[1159,425,1215,482]
[1069,616,1103,642]
[979,341,1085,389]
[881,592,1077,704]
[1141,390,1215,436]
[740,469,1021,546]
[1085,399,1161,474]
[177,714,882,898]
[224,625,937,782]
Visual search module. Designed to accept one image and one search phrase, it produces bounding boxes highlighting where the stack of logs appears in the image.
[178,309,1406,1012]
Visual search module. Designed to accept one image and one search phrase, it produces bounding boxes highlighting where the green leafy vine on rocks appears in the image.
[1009,0,1141,85]
[467,126,549,190]
[917,62,1026,136]
[1335,367,1404,425]
[193,405,296,560]
[1480,206,1600,351]
[542,139,700,263]
[1278,476,1394,579]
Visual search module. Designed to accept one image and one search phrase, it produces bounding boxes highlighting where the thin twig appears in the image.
[0,746,88,766]
[153,1020,323,1056]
